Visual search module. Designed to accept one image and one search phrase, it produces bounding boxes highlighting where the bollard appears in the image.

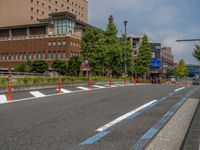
[124,77,126,85]
[109,74,112,87]
[88,75,92,89]
[7,75,12,102]
[58,77,61,95]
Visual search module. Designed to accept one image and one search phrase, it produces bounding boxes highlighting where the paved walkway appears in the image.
[181,103,200,150]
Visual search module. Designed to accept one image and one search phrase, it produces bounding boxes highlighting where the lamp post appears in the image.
[124,20,128,85]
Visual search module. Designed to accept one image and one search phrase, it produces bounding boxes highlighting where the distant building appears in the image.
[127,35,143,58]
[0,12,89,71]
[161,47,174,68]
[187,64,200,78]
[149,43,162,77]
[0,0,88,27]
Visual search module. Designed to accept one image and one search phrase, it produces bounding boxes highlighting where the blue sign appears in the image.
[150,59,161,68]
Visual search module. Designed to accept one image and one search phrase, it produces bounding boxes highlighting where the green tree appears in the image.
[81,27,106,75]
[176,59,187,78]
[67,56,81,76]
[193,44,200,61]
[31,60,48,73]
[166,68,177,77]
[52,60,67,75]
[14,60,32,72]
[15,64,26,72]
[136,35,151,77]
[104,15,122,76]
[119,34,135,77]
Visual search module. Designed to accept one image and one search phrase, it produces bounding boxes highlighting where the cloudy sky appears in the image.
[88,0,200,64]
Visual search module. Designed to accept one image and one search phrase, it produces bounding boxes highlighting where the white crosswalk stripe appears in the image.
[93,85,106,89]
[60,88,72,93]
[0,95,7,104]
[77,87,90,91]
[29,91,45,98]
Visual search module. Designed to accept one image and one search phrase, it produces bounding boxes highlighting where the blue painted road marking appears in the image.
[79,131,110,145]
[133,87,199,150]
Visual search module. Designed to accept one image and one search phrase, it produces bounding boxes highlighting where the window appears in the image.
[24,53,27,60]
[62,41,66,45]
[48,51,52,59]
[42,51,45,59]
[48,42,52,46]
[53,51,56,59]
[19,53,22,60]
[62,51,66,59]
[58,51,61,59]
[151,52,156,59]
[52,42,56,46]
[28,52,32,59]
[57,41,61,46]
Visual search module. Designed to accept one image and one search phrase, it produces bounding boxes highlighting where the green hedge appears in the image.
[0,76,129,88]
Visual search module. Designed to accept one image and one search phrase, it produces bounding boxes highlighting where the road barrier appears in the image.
[88,75,92,89]
[58,78,61,94]
[109,75,112,87]
[7,75,12,102]
[124,77,127,85]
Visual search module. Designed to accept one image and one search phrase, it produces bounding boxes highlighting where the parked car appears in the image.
[192,78,200,85]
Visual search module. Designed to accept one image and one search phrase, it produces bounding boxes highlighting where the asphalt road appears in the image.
[0,84,199,150]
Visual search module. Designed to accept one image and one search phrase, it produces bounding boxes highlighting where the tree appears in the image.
[193,44,200,61]
[136,35,151,77]
[67,56,81,76]
[176,59,187,78]
[81,27,106,75]
[166,68,177,77]
[52,60,67,75]
[14,60,32,72]
[104,15,122,76]
[119,34,135,77]
[31,60,48,73]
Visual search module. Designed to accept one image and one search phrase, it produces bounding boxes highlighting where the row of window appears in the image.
[47,41,80,48]
[0,51,67,61]
[30,0,85,16]
[48,41,67,46]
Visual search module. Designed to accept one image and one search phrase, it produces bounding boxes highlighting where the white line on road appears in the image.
[93,85,106,89]
[174,87,185,92]
[77,87,90,91]
[29,91,45,98]
[0,95,7,104]
[96,100,158,132]
[57,88,72,93]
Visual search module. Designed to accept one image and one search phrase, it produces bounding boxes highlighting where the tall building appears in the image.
[161,47,174,68]
[0,11,88,70]
[0,0,88,27]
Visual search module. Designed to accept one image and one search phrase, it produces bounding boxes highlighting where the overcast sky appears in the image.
[88,0,200,64]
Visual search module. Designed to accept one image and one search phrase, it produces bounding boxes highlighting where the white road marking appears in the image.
[0,95,7,104]
[29,91,45,98]
[96,100,158,132]
[57,88,72,93]
[93,85,106,89]
[174,87,185,92]
[77,87,90,91]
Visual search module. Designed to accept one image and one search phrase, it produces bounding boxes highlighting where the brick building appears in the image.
[0,12,88,70]
[0,0,88,27]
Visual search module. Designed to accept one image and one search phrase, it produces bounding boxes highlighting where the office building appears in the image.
[0,0,88,27]
[0,12,88,70]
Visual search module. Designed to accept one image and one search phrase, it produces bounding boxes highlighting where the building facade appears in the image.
[0,0,88,27]
[0,12,87,70]
[161,47,174,68]
[187,64,200,78]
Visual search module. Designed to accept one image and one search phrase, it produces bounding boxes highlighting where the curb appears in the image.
[145,98,200,150]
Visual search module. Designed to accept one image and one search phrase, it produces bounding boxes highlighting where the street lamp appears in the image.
[124,20,128,78]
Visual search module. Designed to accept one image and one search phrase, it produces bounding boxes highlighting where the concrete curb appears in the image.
[145,98,200,150]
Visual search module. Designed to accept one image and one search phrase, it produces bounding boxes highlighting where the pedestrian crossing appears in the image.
[0,83,135,104]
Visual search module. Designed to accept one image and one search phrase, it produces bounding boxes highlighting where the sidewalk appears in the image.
[181,103,200,150]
